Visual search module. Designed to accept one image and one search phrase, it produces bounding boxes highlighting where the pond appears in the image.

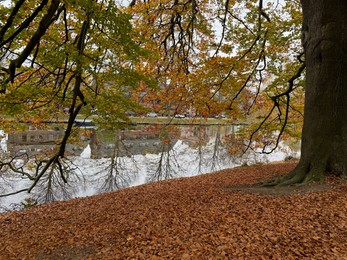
[0,124,300,212]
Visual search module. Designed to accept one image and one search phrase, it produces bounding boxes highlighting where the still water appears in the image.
[0,124,299,211]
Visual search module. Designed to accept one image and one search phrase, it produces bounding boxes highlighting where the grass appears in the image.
[129,116,240,125]
[0,114,247,128]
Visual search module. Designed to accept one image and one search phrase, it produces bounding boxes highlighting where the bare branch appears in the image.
[129,0,137,7]
[0,188,29,198]
[245,62,306,153]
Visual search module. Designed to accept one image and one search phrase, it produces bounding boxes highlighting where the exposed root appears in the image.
[260,162,326,187]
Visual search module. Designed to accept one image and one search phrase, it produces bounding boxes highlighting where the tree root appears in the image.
[260,162,326,187]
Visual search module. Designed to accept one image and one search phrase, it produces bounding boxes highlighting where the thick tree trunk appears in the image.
[279,0,347,184]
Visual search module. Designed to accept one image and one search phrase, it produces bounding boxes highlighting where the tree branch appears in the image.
[0,0,49,48]
[245,62,306,154]
[0,0,26,42]
[8,0,61,82]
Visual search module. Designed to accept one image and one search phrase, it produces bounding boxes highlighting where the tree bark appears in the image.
[280,0,347,184]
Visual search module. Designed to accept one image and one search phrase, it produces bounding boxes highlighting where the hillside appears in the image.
[0,162,347,259]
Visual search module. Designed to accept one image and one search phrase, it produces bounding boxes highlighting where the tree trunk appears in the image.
[280,0,347,184]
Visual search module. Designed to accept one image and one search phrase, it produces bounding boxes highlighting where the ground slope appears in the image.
[0,162,347,259]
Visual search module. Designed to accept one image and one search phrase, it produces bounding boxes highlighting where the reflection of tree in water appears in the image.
[208,126,224,172]
[146,126,181,182]
[188,125,232,174]
[0,144,83,207]
[34,158,81,204]
[195,126,209,174]
[0,153,33,211]
[210,126,248,170]
[2,123,282,209]
[0,153,17,208]
[92,131,138,193]
[146,141,181,182]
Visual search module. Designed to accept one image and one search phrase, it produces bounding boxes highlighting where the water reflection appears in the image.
[6,128,65,156]
[0,124,299,211]
[89,126,177,158]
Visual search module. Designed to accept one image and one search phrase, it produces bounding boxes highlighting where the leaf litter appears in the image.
[0,161,347,259]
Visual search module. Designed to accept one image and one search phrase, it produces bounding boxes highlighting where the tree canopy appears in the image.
[127,0,305,153]
[0,0,305,138]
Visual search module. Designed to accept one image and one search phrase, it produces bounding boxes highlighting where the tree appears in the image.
[128,0,347,184]
[129,0,304,131]
[0,0,151,198]
[280,0,347,184]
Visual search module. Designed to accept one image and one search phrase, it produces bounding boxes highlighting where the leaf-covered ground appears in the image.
[1,162,347,259]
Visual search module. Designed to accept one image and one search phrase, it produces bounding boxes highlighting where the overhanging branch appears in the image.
[245,62,306,154]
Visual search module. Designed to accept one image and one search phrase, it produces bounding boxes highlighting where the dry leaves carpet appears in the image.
[1,162,347,259]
